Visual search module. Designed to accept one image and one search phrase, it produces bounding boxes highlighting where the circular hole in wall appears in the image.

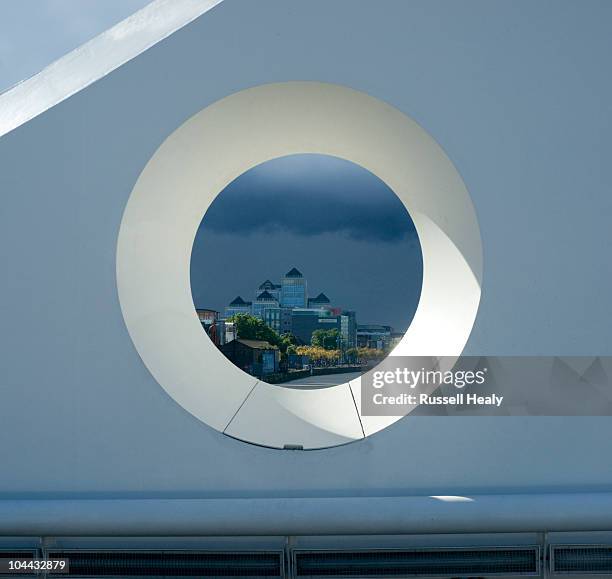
[190,153,423,389]
[117,81,482,448]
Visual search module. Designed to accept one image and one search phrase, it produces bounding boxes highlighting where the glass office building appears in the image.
[280,267,307,308]
[224,296,252,318]
[252,290,279,319]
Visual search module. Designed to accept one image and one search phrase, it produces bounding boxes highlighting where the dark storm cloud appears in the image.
[200,154,417,243]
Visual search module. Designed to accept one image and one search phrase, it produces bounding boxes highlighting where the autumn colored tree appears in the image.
[296,345,340,365]
[357,347,384,360]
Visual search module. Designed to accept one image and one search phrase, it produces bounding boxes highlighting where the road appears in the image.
[283,370,364,389]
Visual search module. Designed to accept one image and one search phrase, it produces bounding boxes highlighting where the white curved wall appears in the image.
[117,82,481,449]
[1,0,611,497]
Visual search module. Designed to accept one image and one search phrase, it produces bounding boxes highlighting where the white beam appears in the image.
[0,0,223,138]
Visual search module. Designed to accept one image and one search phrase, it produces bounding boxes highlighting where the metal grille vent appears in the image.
[46,550,283,577]
[293,547,540,577]
[552,546,612,575]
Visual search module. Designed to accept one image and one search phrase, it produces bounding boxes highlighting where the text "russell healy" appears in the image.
[372,392,504,407]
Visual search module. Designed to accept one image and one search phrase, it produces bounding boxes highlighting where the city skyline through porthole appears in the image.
[190,154,423,388]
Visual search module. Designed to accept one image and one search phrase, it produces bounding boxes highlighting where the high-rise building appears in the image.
[279,308,293,334]
[221,269,341,339]
[261,307,294,335]
[252,290,279,319]
[338,310,357,351]
[280,267,307,308]
[255,279,281,302]
[224,296,252,318]
[291,308,357,350]
[262,307,281,333]
[291,308,335,345]
[307,292,331,310]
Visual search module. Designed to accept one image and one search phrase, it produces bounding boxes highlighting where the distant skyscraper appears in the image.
[307,292,331,310]
[252,290,279,319]
[291,308,334,345]
[338,310,357,350]
[219,268,342,339]
[280,267,307,308]
[262,307,282,333]
[225,296,252,318]
[255,279,281,302]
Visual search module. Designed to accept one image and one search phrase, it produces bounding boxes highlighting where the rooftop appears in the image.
[235,339,278,350]
[309,292,330,304]
[229,296,252,306]
[258,279,281,290]
[285,267,303,278]
[255,290,277,302]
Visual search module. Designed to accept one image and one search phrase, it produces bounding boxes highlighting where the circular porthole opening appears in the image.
[191,154,423,389]
[117,81,481,448]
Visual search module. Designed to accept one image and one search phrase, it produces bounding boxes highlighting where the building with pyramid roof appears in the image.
[308,292,331,309]
[281,267,307,308]
[225,295,252,318]
[256,279,281,301]
[284,267,303,278]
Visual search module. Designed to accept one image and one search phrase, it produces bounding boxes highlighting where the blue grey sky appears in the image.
[0,0,151,92]
[191,154,423,331]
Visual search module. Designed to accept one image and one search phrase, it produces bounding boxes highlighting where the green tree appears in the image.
[280,332,298,346]
[228,313,282,348]
[311,328,340,350]
[279,332,299,354]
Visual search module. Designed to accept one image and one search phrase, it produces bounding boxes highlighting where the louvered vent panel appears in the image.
[293,547,540,577]
[552,546,612,575]
[47,550,283,577]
